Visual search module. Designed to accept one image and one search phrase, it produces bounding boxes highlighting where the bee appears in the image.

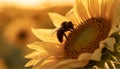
[56,21,74,43]
[49,12,75,43]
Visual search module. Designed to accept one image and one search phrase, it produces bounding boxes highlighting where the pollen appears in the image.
[64,18,111,59]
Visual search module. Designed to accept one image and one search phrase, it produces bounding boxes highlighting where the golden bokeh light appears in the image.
[0,0,74,9]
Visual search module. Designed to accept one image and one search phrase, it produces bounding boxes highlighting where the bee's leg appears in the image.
[69,29,75,32]
[63,33,68,41]
[63,33,70,46]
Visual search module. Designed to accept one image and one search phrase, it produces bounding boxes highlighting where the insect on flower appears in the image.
[57,21,74,43]
[52,21,74,43]
[49,13,74,43]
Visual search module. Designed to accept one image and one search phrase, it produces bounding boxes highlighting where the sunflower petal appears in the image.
[26,56,51,68]
[27,41,63,57]
[107,0,119,20]
[109,60,116,69]
[104,60,116,69]
[48,13,69,27]
[109,27,120,36]
[74,0,89,21]
[101,0,108,18]
[65,9,80,25]
[32,28,59,43]
[25,59,40,67]
[30,42,64,55]
[43,44,64,55]
[105,0,114,19]
[90,44,104,61]
[100,37,116,52]
[78,53,91,61]
[37,59,62,69]
[111,5,120,34]
[25,51,50,59]
[33,56,55,69]
[112,4,120,24]
[88,0,99,17]
[25,51,41,58]
[53,59,89,69]
[93,66,99,69]
[104,62,110,69]
[27,42,45,51]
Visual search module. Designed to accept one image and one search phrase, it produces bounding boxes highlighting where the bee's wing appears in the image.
[50,27,61,35]
[48,13,69,27]
[31,28,59,43]
[65,9,80,26]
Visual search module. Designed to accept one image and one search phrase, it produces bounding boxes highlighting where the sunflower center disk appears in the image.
[64,18,111,59]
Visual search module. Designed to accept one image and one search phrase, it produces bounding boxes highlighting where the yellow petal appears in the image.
[26,56,51,68]
[36,59,61,69]
[53,59,89,69]
[104,62,110,69]
[30,42,63,55]
[87,0,99,17]
[78,53,91,61]
[100,37,116,52]
[74,0,89,21]
[93,66,99,69]
[27,42,45,51]
[25,59,40,67]
[26,41,63,58]
[90,43,104,61]
[106,0,119,20]
[32,56,51,69]
[101,0,108,18]
[111,5,120,34]
[107,0,115,19]
[32,28,59,43]
[112,16,120,31]
[65,9,80,25]
[25,51,41,58]
[48,13,69,27]
[42,44,63,55]
[109,27,120,36]
[110,60,116,69]
[102,0,114,19]
[25,51,49,59]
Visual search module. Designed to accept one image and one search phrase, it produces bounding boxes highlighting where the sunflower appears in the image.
[25,0,120,69]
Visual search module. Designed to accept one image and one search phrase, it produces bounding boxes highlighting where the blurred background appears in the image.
[0,0,74,69]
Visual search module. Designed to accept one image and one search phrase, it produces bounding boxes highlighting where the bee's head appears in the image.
[68,21,73,29]
[61,21,68,28]
[61,21,74,30]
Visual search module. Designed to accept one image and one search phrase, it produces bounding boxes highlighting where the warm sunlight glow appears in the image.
[10,0,42,6]
[0,0,44,9]
[0,0,74,9]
